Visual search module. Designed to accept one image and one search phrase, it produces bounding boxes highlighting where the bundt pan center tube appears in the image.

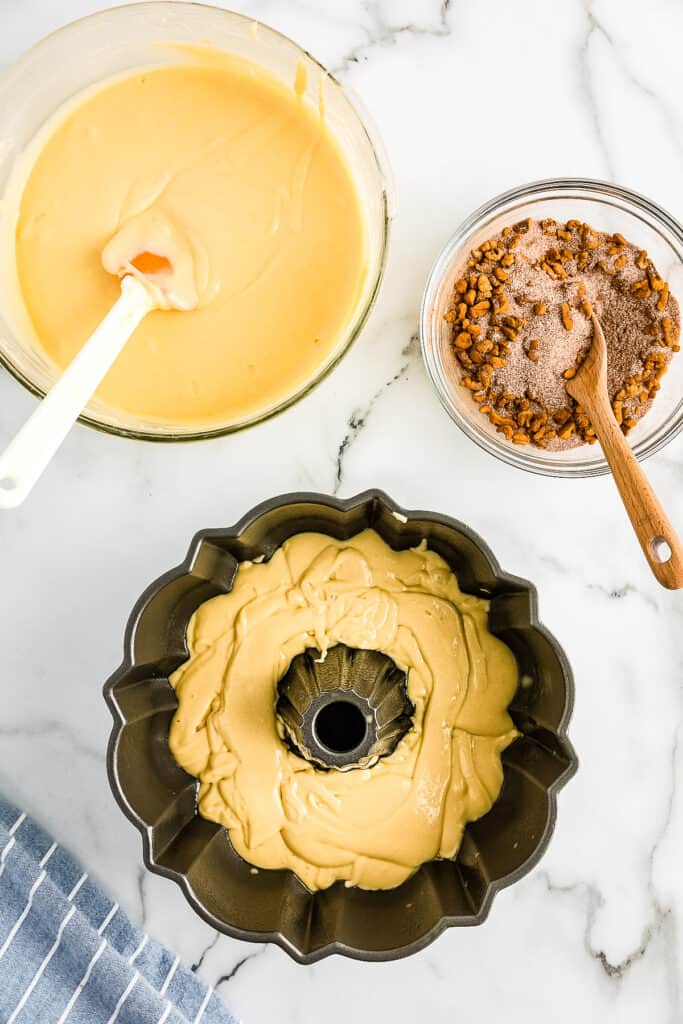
[277,645,414,770]
[104,490,577,963]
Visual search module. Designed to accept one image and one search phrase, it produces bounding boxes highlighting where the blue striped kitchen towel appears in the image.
[0,797,236,1024]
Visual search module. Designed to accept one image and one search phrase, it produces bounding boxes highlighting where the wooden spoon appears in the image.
[566,313,683,589]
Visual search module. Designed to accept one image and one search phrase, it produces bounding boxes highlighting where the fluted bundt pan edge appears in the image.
[104,490,577,963]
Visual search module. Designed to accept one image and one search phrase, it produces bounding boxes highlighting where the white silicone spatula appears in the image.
[0,275,155,509]
[0,211,197,509]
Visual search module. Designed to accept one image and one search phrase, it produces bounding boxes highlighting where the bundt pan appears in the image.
[104,490,577,963]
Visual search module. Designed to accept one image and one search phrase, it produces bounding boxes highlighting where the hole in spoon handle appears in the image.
[643,526,683,589]
[649,536,672,564]
[0,473,27,510]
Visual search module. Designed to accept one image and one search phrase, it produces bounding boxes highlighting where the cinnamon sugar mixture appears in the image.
[446,217,681,450]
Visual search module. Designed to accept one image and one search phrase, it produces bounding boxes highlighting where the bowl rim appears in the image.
[103,489,578,963]
[420,176,683,478]
[0,1,392,443]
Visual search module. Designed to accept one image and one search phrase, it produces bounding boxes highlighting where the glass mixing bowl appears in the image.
[420,179,683,478]
[0,3,392,441]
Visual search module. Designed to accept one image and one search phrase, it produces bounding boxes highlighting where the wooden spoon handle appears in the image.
[589,400,683,589]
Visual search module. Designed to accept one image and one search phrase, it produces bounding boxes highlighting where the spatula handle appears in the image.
[0,275,152,510]
[589,398,683,589]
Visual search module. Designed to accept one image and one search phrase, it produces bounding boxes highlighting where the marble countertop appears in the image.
[1,1,682,1021]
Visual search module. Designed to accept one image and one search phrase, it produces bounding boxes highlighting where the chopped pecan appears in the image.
[560,303,574,331]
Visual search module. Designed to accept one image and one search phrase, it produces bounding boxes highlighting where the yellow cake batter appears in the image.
[169,530,518,891]
[11,52,366,427]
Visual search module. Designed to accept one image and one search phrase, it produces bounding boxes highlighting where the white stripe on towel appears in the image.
[193,986,214,1023]
[97,902,119,935]
[39,842,57,868]
[0,839,15,881]
[156,1002,172,1024]
[0,869,47,958]
[55,938,106,1024]
[67,872,88,901]
[105,970,139,1024]
[0,820,40,882]
[6,905,76,1024]
[7,812,26,836]
[128,933,148,964]
[159,954,180,997]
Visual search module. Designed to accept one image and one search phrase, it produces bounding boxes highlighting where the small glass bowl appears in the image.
[420,179,683,478]
[0,2,392,441]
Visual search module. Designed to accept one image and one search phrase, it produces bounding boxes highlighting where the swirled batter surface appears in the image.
[169,530,518,891]
[12,54,366,427]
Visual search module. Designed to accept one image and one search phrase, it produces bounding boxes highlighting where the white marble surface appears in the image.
[1,0,683,1020]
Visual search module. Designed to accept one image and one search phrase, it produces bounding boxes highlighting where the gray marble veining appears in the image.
[1,1,682,1021]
